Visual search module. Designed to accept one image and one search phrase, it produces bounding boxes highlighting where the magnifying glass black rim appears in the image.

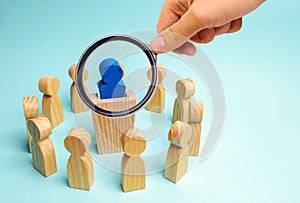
[76,34,158,117]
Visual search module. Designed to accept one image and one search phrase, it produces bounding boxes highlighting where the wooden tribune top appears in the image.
[90,90,136,112]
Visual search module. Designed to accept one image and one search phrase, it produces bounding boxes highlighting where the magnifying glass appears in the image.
[74,30,226,171]
[76,34,158,117]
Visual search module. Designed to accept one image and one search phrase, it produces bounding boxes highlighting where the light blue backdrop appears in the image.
[0,0,299,202]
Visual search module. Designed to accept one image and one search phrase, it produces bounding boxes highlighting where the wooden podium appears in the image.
[91,91,136,154]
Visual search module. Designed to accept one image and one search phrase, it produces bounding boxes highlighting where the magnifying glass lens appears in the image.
[77,35,157,117]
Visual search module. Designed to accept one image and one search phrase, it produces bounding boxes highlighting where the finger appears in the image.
[151,6,207,53]
[173,41,196,56]
[227,18,243,33]
[215,23,231,36]
[190,28,215,44]
[152,0,264,54]
[156,0,181,32]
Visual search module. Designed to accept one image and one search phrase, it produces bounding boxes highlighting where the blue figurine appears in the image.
[97,58,126,99]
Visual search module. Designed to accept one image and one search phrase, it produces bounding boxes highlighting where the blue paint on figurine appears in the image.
[98,58,126,99]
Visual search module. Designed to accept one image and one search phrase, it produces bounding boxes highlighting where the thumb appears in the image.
[151,8,205,54]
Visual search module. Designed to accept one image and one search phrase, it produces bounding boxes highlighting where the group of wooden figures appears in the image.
[22,63,203,192]
[22,70,92,189]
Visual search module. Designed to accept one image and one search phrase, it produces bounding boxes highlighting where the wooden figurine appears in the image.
[145,64,166,113]
[92,90,136,154]
[68,64,90,113]
[121,128,146,192]
[172,78,204,156]
[64,128,94,190]
[164,121,192,183]
[23,96,39,153]
[39,75,64,128]
[27,115,57,177]
[172,78,195,123]
[97,58,126,99]
[188,100,204,156]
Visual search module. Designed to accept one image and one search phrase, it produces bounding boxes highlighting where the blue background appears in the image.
[1,0,299,202]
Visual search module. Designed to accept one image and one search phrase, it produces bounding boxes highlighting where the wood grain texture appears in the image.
[92,90,136,154]
[69,64,90,113]
[121,128,146,192]
[145,65,166,113]
[38,75,60,96]
[27,115,57,177]
[189,100,203,123]
[90,93,99,103]
[23,96,39,153]
[121,154,146,192]
[122,128,146,156]
[172,78,204,156]
[23,96,39,118]
[168,121,191,147]
[172,96,190,123]
[145,86,165,113]
[175,78,195,99]
[42,95,64,128]
[172,78,195,123]
[164,121,192,183]
[65,128,94,190]
[39,75,64,128]
[164,145,189,183]
[188,123,202,156]
[70,84,90,113]
[68,64,88,82]
[188,100,204,156]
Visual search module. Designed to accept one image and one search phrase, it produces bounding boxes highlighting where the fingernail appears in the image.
[151,35,166,52]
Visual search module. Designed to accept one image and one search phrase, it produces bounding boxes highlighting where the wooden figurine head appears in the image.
[168,121,192,148]
[176,78,195,99]
[23,96,39,118]
[68,64,88,82]
[122,128,146,156]
[147,64,166,83]
[27,115,52,141]
[38,75,60,96]
[64,128,91,156]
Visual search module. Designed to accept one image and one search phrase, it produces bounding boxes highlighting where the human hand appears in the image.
[150,0,266,55]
